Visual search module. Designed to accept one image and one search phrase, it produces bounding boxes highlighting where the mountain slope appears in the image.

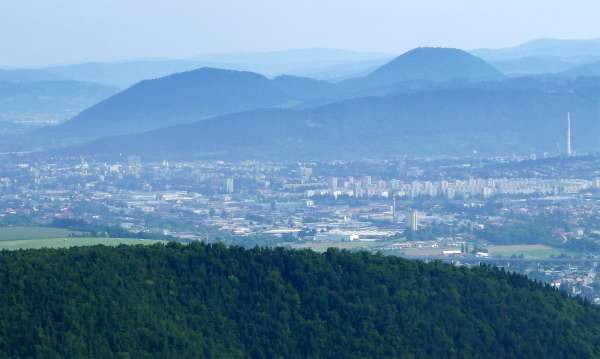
[40,68,291,141]
[195,48,393,80]
[67,81,600,159]
[342,47,503,90]
[44,60,209,88]
[489,56,595,76]
[0,80,116,126]
[271,75,338,101]
[42,49,393,88]
[563,60,600,77]
[35,48,504,146]
[1,243,600,358]
[0,69,64,82]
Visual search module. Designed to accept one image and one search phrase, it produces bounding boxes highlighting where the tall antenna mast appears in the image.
[566,112,572,156]
[391,196,396,221]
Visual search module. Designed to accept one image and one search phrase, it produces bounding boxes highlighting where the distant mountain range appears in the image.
[0,69,64,82]
[36,47,507,145]
[10,40,600,87]
[487,56,596,76]
[42,60,210,89]
[271,75,338,101]
[10,49,392,88]
[191,48,393,81]
[343,47,503,89]
[563,60,600,78]
[39,68,291,141]
[472,38,600,61]
[472,38,600,76]
[11,44,600,159]
[7,40,600,140]
[64,81,600,160]
[0,70,116,131]
[0,49,392,134]
[0,80,116,129]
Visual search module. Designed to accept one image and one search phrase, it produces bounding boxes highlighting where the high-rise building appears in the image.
[301,166,313,178]
[396,159,407,176]
[329,177,338,192]
[226,177,234,194]
[363,176,372,187]
[566,112,572,156]
[409,210,419,231]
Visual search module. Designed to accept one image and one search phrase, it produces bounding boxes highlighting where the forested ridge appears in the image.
[0,243,599,358]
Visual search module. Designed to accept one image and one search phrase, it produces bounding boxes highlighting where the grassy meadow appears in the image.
[0,226,165,250]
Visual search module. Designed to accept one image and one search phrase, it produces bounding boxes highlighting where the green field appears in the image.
[0,226,167,250]
[0,237,166,250]
[487,244,565,259]
[0,226,83,241]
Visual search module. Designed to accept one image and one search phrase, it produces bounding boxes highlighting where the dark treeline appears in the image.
[1,243,600,358]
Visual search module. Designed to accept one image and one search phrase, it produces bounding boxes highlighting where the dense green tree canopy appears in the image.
[0,243,599,358]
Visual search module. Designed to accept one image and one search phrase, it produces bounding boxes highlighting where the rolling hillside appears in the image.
[0,69,64,82]
[65,81,600,159]
[39,68,291,141]
[35,47,600,159]
[563,60,600,77]
[0,80,116,126]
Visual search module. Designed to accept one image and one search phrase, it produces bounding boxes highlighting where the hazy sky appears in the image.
[2,0,600,67]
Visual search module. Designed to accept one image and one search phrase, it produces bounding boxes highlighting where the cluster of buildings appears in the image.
[3,154,600,299]
[0,155,598,243]
[314,176,597,200]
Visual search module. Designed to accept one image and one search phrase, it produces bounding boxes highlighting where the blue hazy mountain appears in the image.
[0,69,114,131]
[35,47,507,145]
[271,75,338,101]
[41,49,393,88]
[472,38,600,76]
[341,47,504,90]
[224,47,504,100]
[472,38,600,61]
[489,56,598,76]
[177,48,392,83]
[43,60,210,88]
[0,80,116,128]
[0,69,64,82]
[562,60,600,77]
[39,68,292,141]
[44,47,600,159]
[63,77,600,159]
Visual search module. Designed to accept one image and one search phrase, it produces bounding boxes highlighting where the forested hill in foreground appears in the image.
[1,244,600,358]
